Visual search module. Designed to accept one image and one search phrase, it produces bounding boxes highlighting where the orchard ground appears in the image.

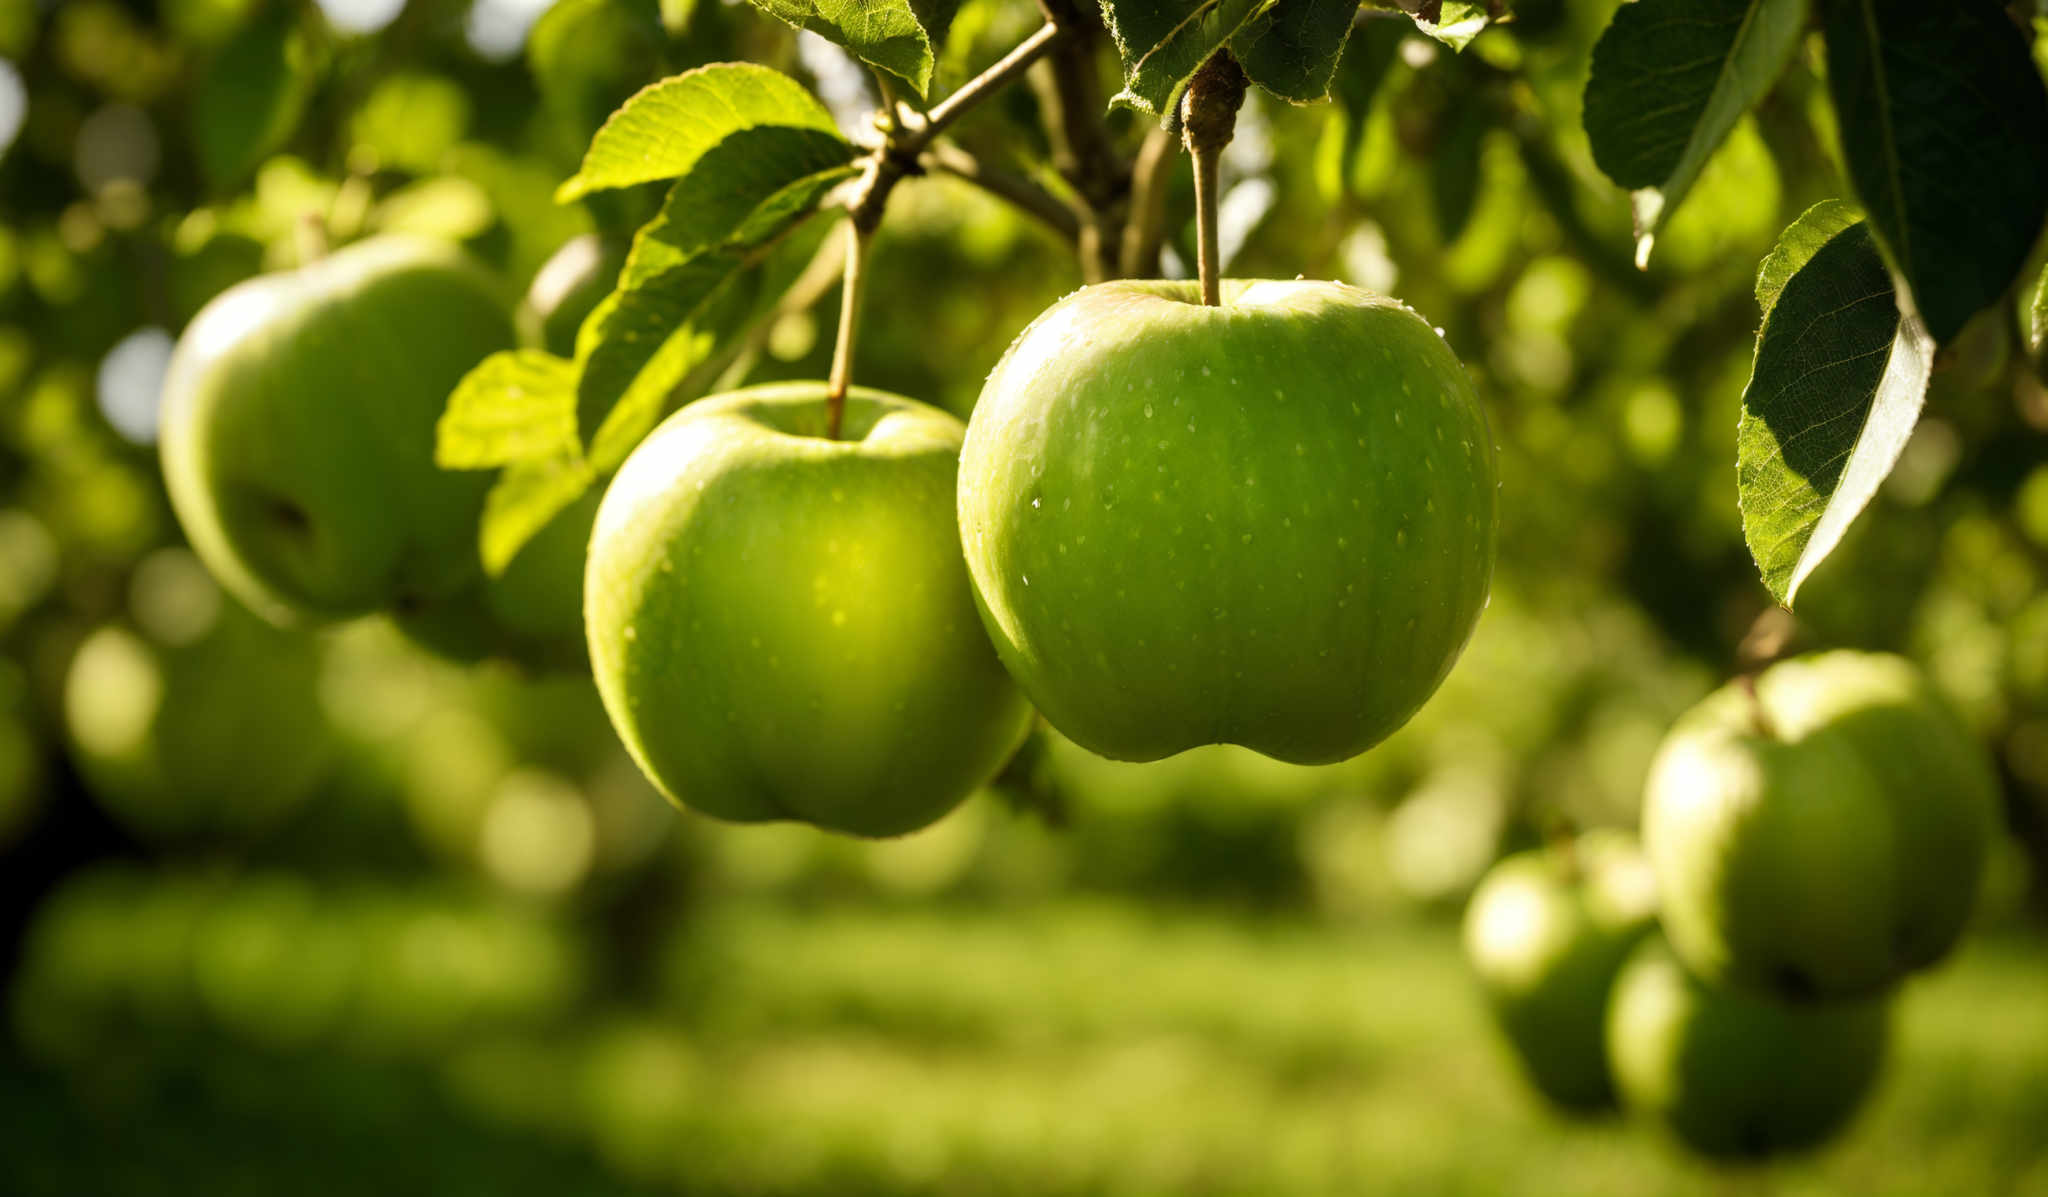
[5,888,2045,1196]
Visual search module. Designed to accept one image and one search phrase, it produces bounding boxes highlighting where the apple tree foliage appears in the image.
[4,0,2048,1185]
[1585,0,2048,605]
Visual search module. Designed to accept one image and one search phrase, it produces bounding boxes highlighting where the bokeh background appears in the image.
[2,1,2046,1193]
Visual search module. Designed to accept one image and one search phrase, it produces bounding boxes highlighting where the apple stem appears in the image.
[294,210,329,266]
[1738,674,1781,740]
[1181,51,1247,307]
[825,219,872,441]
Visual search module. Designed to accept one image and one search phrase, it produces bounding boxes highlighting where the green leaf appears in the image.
[2031,260,2048,354]
[437,350,580,470]
[1099,0,1278,118]
[1823,0,2048,345]
[480,452,598,577]
[1738,205,1934,606]
[1354,2,1498,51]
[192,9,321,191]
[370,176,495,241]
[1583,0,1807,269]
[1753,197,1861,314]
[1412,1,1497,50]
[575,128,859,463]
[744,0,938,95]
[1429,103,1487,242]
[528,0,671,166]
[1231,0,1362,104]
[555,63,847,202]
[348,73,472,175]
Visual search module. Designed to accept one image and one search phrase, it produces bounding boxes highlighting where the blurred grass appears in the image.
[8,888,2045,1196]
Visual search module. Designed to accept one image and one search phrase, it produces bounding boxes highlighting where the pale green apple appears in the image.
[64,606,332,839]
[1607,936,1887,1159]
[958,279,1496,764]
[1464,828,1660,1112]
[395,489,600,673]
[585,382,1035,837]
[1643,651,1999,999]
[159,235,514,624]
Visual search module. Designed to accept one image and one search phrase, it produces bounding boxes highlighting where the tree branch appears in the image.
[1030,0,1131,281]
[904,23,1063,151]
[922,139,1082,243]
[1119,124,1178,277]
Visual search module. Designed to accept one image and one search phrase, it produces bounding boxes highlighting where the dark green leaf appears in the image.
[1232,0,1362,104]
[1738,203,1934,606]
[744,0,938,95]
[193,9,320,191]
[480,452,597,576]
[1823,0,2048,344]
[2031,260,2047,354]
[1099,0,1276,117]
[1331,17,1406,166]
[437,350,580,470]
[555,63,847,202]
[1429,103,1487,242]
[575,130,858,462]
[1583,0,1806,268]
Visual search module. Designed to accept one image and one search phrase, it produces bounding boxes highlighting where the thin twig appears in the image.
[825,220,871,440]
[922,139,1082,242]
[1030,0,1130,281]
[906,23,1062,151]
[708,228,850,392]
[1120,124,1178,277]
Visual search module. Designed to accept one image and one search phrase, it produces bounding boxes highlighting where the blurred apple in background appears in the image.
[1607,936,1888,1159]
[1464,828,1658,1111]
[1643,651,1999,1000]
[63,548,333,840]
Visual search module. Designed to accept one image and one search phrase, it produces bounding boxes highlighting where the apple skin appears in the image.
[1463,829,1660,1112]
[1607,936,1887,1159]
[395,488,601,673]
[1642,651,1999,1000]
[585,382,1035,837]
[958,279,1496,764]
[63,609,333,840]
[159,236,515,625]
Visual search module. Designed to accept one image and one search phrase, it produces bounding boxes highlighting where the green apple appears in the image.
[63,604,332,840]
[1463,829,1659,1112]
[517,233,624,357]
[159,235,514,625]
[585,382,1035,837]
[1642,651,1999,1000]
[958,279,1496,764]
[394,489,601,673]
[1607,936,1888,1159]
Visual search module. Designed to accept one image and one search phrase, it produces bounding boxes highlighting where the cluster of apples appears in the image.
[159,237,596,675]
[1465,651,2000,1159]
[161,237,1501,839]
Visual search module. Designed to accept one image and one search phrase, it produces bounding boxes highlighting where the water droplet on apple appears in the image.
[1144,404,1154,418]
[1201,365,1211,376]
[1031,497,1041,509]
